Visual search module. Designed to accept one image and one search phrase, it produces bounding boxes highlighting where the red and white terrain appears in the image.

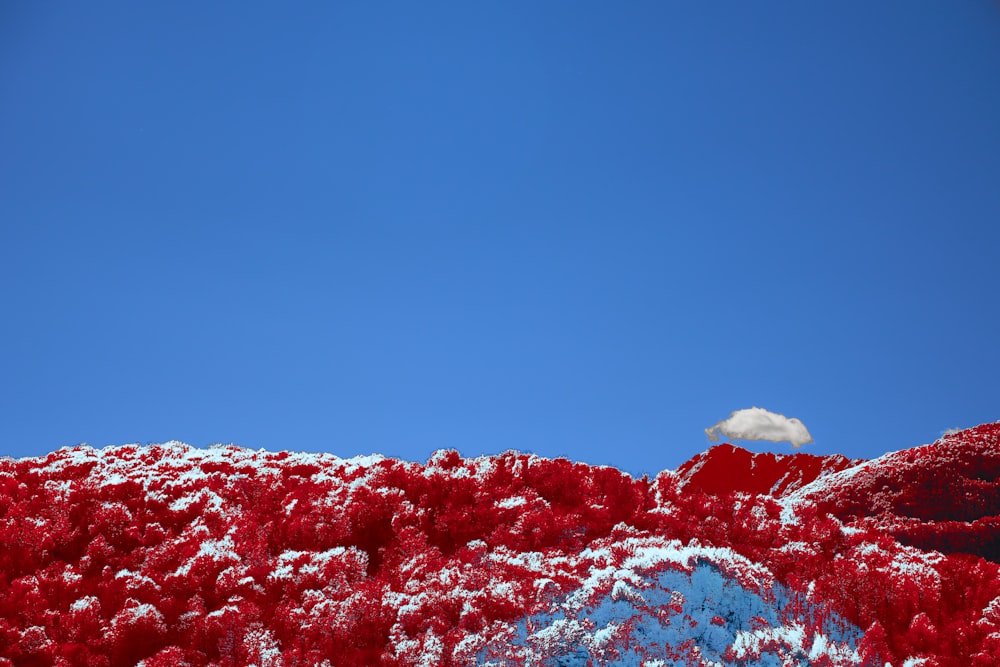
[2,423,999,666]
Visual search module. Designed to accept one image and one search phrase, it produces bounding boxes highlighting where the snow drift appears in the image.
[2,423,999,666]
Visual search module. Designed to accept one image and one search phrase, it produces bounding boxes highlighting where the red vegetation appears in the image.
[676,443,858,496]
[789,423,1000,561]
[1,423,999,666]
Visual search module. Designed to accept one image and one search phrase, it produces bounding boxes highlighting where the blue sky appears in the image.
[2,2,999,476]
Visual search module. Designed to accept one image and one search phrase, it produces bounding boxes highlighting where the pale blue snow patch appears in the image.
[477,561,863,666]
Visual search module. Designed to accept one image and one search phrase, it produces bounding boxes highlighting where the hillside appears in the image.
[2,424,999,666]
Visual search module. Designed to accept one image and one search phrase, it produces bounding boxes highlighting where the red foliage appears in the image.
[0,424,998,665]
[676,443,858,496]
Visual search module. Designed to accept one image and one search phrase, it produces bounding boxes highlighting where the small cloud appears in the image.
[705,407,814,449]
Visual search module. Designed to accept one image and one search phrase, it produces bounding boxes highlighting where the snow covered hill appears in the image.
[2,424,999,666]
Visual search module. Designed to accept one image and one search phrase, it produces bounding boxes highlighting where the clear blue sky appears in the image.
[2,2,999,476]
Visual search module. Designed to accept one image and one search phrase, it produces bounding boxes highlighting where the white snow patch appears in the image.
[70,596,100,612]
[111,602,166,631]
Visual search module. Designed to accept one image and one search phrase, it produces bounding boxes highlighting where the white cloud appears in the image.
[705,407,813,448]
